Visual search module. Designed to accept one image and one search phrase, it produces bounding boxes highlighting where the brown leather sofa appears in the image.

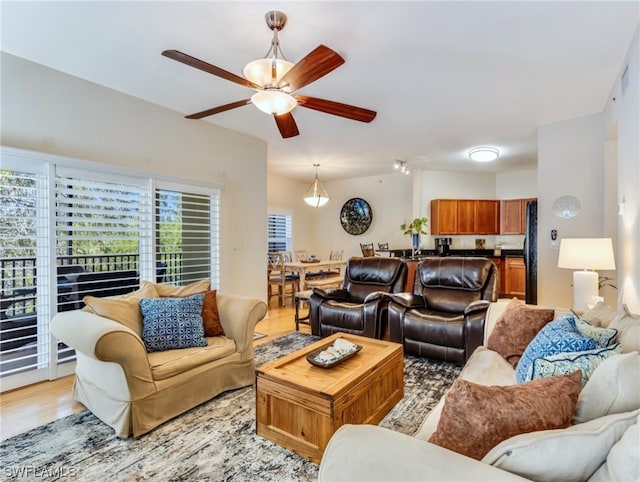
[309,257,407,339]
[388,257,498,365]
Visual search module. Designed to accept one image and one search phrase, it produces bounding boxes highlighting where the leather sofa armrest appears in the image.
[388,293,426,309]
[363,290,387,303]
[313,287,350,301]
[319,425,528,482]
[465,299,490,315]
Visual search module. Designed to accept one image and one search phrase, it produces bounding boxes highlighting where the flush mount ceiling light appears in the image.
[393,160,410,175]
[304,164,330,208]
[468,147,500,162]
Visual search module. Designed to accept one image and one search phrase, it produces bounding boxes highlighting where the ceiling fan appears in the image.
[162,10,377,139]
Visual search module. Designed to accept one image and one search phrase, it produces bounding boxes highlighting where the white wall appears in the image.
[537,113,607,308]
[604,25,640,313]
[1,52,268,300]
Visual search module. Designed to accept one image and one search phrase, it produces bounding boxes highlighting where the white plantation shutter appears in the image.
[55,167,151,311]
[155,182,220,288]
[268,211,292,253]
[0,160,51,383]
[0,146,221,388]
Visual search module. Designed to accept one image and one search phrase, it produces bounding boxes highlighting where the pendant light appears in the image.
[303,164,330,207]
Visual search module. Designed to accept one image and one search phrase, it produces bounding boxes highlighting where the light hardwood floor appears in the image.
[0,304,306,440]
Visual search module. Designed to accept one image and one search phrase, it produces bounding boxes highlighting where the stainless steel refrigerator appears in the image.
[524,200,538,304]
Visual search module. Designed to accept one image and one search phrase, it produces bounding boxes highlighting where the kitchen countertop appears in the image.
[393,248,524,261]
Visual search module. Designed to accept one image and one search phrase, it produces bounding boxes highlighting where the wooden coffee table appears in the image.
[255,333,403,463]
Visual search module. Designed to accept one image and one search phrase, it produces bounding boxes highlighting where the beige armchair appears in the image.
[51,292,267,438]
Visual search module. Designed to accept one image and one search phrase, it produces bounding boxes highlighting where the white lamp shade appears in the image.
[557,238,616,270]
[251,91,297,115]
[243,58,294,88]
[303,177,329,208]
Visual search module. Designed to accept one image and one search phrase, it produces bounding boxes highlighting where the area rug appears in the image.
[0,333,461,481]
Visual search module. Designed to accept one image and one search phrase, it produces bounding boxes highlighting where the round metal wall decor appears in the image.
[340,198,372,235]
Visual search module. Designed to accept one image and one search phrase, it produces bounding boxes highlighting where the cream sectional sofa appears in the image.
[319,300,640,482]
[51,288,267,438]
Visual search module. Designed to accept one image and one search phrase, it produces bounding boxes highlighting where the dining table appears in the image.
[283,259,346,291]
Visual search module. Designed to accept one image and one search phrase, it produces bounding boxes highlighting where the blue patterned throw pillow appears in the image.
[572,314,618,348]
[140,294,207,352]
[531,343,623,387]
[515,314,596,383]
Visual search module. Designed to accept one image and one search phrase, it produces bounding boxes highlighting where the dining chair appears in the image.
[377,242,389,250]
[360,243,375,257]
[267,253,299,307]
[295,250,309,262]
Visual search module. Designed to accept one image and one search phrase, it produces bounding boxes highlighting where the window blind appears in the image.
[0,167,50,378]
[268,212,292,253]
[155,184,219,288]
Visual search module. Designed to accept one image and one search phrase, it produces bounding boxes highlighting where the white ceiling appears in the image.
[2,1,638,181]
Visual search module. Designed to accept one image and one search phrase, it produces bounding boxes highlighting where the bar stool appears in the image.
[294,290,313,331]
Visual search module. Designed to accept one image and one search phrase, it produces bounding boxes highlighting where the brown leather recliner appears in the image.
[388,257,498,365]
[309,257,408,339]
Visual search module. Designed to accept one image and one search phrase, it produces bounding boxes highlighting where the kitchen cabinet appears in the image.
[430,199,458,234]
[505,256,526,299]
[431,199,500,235]
[501,198,537,234]
[476,200,500,234]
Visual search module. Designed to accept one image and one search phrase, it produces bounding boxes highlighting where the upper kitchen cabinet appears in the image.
[431,199,500,235]
[431,199,458,234]
[500,198,537,234]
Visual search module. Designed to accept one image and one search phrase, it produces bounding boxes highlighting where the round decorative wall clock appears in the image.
[340,198,372,235]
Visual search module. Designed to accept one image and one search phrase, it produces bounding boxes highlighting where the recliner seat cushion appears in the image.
[404,310,465,347]
[319,301,365,332]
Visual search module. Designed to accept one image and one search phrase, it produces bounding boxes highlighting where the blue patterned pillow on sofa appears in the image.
[515,314,596,383]
[531,343,623,387]
[140,294,207,352]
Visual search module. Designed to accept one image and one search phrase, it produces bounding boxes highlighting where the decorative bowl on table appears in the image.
[306,338,362,368]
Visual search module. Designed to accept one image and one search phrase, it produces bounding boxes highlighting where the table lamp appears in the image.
[557,238,616,311]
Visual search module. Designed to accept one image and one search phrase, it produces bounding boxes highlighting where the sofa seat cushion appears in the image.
[414,346,516,441]
[147,336,236,380]
[404,310,465,347]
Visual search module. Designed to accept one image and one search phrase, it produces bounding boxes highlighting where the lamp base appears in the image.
[573,270,598,311]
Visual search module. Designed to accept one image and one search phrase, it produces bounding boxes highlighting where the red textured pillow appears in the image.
[428,371,582,460]
[202,289,224,337]
[487,298,555,367]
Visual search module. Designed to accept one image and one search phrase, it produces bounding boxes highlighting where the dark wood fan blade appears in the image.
[274,112,300,138]
[185,99,252,119]
[295,95,377,123]
[162,50,260,89]
[280,45,345,92]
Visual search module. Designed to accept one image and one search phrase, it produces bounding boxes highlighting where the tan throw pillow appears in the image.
[83,283,159,337]
[202,289,224,337]
[428,371,582,460]
[487,298,555,367]
[142,279,210,298]
[579,301,619,328]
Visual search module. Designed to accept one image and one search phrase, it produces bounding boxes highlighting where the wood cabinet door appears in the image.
[501,199,524,234]
[430,200,458,234]
[476,200,500,234]
[505,256,526,299]
[456,200,477,234]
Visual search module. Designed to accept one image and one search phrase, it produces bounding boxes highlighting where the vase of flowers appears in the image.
[400,217,429,253]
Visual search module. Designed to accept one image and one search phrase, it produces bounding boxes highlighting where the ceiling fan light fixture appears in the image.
[304,164,330,208]
[468,146,500,162]
[251,90,297,115]
[242,58,294,88]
